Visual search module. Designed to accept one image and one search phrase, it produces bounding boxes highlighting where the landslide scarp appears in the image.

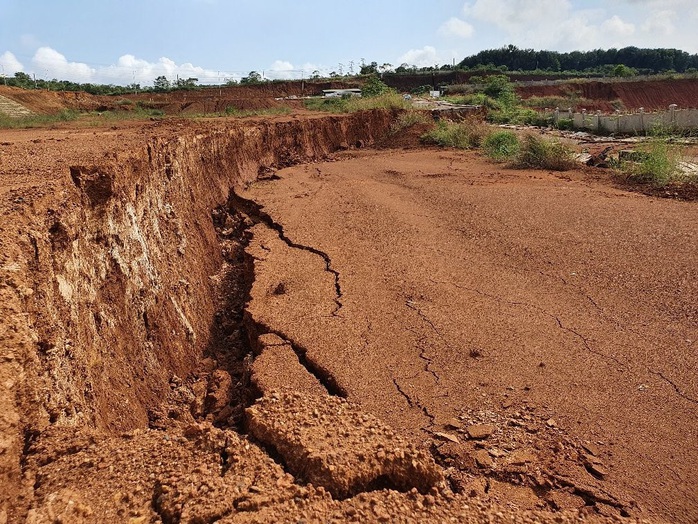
[0,112,394,521]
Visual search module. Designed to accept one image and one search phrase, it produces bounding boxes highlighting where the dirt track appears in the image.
[0,111,696,523]
[240,147,697,522]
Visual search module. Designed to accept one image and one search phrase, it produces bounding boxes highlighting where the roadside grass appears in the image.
[389,110,430,134]
[222,106,292,118]
[513,134,575,171]
[482,130,520,161]
[618,139,689,186]
[0,109,80,129]
[421,119,488,149]
[304,92,410,113]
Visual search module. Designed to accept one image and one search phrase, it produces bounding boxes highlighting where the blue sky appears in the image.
[1,0,696,85]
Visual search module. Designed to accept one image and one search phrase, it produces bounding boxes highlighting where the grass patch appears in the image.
[421,119,487,149]
[620,140,686,186]
[389,110,431,134]
[222,106,292,118]
[514,134,575,171]
[304,92,410,113]
[483,130,520,161]
[0,109,80,129]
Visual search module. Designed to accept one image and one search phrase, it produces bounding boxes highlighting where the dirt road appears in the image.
[241,148,698,522]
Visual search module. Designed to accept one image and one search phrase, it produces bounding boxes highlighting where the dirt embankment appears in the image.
[517,78,698,111]
[0,110,675,523]
[0,80,363,116]
[0,111,393,521]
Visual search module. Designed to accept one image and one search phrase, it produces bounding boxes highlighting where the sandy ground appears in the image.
[0,113,695,523]
[241,146,697,523]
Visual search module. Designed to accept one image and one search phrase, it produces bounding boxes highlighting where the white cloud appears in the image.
[13,46,231,85]
[0,51,23,75]
[458,0,697,51]
[438,17,475,38]
[641,9,676,34]
[398,46,440,67]
[33,47,95,82]
[601,15,635,37]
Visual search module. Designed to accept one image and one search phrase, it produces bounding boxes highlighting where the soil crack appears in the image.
[229,190,343,316]
[405,300,442,385]
[429,279,628,371]
[649,369,698,405]
[253,324,348,398]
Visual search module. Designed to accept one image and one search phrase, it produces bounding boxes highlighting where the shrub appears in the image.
[622,140,683,186]
[390,110,430,133]
[514,134,575,171]
[483,131,520,161]
[304,92,409,113]
[411,85,432,95]
[361,75,390,97]
[421,119,487,149]
[556,118,574,130]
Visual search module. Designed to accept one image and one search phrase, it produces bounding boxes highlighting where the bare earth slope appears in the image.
[241,148,697,523]
[0,112,695,523]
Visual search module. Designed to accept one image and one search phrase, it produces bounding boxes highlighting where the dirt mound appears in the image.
[518,78,698,111]
[246,392,443,499]
[0,85,110,114]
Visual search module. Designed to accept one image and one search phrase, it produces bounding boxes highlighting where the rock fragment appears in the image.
[245,391,443,498]
[467,423,496,440]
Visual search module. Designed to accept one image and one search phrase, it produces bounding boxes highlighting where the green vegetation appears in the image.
[421,119,487,149]
[482,131,520,161]
[361,75,390,97]
[304,91,409,113]
[389,110,430,134]
[619,139,685,186]
[459,45,698,75]
[443,76,556,126]
[514,134,575,171]
[0,109,80,129]
[419,118,576,172]
[222,106,292,118]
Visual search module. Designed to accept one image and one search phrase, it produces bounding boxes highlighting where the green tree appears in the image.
[241,71,262,84]
[361,75,390,97]
[175,77,198,89]
[612,64,637,77]
[483,75,514,99]
[153,75,170,91]
[360,61,378,75]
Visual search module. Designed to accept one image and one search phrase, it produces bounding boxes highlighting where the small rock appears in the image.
[505,449,536,466]
[467,424,495,440]
[586,462,609,479]
[582,442,601,457]
[546,418,557,428]
[473,449,494,468]
[445,418,462,430]
[434,432,459,444]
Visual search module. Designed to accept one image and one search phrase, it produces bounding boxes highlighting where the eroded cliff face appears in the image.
[0,111,394,520]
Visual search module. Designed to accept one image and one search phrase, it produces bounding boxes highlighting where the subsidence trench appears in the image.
[1,111,449,521]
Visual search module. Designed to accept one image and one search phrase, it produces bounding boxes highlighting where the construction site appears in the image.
[0,76,696,523]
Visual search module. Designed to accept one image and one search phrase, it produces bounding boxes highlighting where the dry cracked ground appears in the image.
[0,111,696,523]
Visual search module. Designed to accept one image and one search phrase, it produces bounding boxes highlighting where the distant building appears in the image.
[322,89,362,98]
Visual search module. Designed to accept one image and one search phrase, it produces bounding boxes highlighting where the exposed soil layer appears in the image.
[0,80,360,116]
[240,147,697,523]
[517,78,698,111]
[0,109,693,523]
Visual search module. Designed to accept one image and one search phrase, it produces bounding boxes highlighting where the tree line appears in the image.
[458,45,698,74]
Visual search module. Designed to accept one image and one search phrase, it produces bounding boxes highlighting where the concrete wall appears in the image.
[551,106,698,134]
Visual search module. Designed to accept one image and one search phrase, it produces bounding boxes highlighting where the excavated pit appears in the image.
[0,112,657,523]
[0,111,456,522]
